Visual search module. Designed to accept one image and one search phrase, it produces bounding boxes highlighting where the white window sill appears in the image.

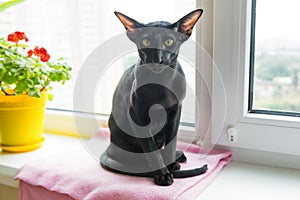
[1,133,300,199]
[198,161,300,200]
[0,133,84,188]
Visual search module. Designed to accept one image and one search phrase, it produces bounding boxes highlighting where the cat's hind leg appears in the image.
[176,150,187,163]
[167,151,186,172]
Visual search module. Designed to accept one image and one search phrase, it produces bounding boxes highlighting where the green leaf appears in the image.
[25,79,34,88]
[28,89,40,98]
[47,93,54,101]
[31,77,40,85]
[2,73,16,84]
[0,0,25,13]
[0,63,6,80]
[15,80,28,92]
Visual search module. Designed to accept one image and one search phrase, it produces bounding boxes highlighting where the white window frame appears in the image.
[44,1,208,143]
[44,0,300,169]
[212,0,300,167]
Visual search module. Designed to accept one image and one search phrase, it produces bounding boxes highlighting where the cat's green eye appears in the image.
[142,39,151,47]
[164,39,174,47]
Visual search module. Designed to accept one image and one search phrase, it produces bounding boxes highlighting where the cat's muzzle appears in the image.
[147,63,168,73]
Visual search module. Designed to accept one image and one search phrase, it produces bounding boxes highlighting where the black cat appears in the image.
[100,9,207,186]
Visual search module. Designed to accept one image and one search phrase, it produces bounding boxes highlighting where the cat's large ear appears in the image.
[114,11,143,32]
[173,9,203,37]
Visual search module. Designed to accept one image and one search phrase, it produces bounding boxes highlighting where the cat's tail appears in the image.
[100,149,208,178]
[172,164,208,178]
[100,160,207,179]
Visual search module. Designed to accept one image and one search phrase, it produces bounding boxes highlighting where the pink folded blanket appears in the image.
[16,129,231,200]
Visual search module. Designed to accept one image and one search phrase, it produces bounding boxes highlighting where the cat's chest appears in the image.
[132,83,185,108]
[132,65,186,105]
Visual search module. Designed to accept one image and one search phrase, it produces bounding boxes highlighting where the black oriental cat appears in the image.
[100,9,207,186]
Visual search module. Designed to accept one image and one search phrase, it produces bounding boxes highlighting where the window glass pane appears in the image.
[1,0,196,123]
[251,0,300,114]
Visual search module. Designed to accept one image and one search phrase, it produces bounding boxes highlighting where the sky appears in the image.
[256,0,300,43]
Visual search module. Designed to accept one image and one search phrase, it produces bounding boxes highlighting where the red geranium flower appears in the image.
[7,31,29,44]
[28,46,50,62]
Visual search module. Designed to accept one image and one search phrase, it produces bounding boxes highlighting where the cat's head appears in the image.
[115,9,203,67]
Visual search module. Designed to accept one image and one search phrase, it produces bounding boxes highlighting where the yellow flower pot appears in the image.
[0,92,47,152]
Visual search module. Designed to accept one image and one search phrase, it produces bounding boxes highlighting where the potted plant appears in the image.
[0,30,72,152]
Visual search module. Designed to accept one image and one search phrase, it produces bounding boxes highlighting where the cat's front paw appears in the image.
[154,173,174,186]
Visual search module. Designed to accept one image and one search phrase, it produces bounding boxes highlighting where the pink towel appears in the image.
[16,129,231,200]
